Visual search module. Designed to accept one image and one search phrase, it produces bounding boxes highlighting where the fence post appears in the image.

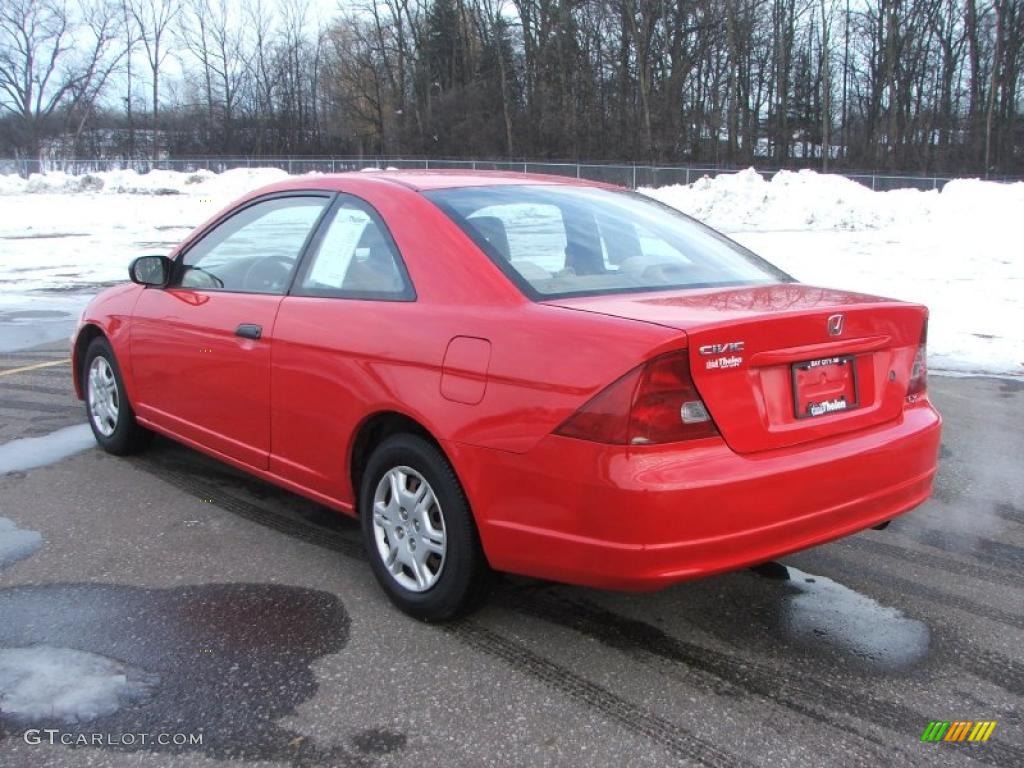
[523,162,527,173]
[632,165,637,188]
[685,168,691,186]
[871,175,876,192]
[332,159,336,173]
[576,163,581,179]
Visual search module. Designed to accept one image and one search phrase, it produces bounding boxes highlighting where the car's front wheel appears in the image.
[360,434,491,620]
[83,336,152,455]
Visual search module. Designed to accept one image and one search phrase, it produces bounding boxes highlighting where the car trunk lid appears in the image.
[546,283,927,454]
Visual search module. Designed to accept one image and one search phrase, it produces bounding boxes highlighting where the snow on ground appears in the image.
[0,168,293,293]
[0,424,96,474]
[0,517,43,570]
[0,166,1020,375]
[0,645,158,723]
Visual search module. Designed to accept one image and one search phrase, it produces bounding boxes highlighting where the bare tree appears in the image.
[2,0,1020,174]
[0,0,75,156]
[126,0,179,159]
[817,0,834,170]
[65,0,127,154]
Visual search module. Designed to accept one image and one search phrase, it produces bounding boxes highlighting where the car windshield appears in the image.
[425,185,791,299]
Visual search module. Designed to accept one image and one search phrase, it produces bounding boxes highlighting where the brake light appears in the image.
[555,351,719,445]
[906,320,928,399]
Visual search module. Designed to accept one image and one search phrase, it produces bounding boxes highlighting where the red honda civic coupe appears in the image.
[72,171,941,619]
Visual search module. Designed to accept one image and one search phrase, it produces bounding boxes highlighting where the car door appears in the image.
[268,193,417,500]
[130,193,332,469]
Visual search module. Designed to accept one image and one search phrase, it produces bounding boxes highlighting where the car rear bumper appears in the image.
[448,401,941,590]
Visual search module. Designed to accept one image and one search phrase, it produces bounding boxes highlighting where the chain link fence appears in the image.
[2,155,1019,191]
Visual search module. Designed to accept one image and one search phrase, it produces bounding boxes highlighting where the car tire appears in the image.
[83,336,153,455]
[360,433,492,620]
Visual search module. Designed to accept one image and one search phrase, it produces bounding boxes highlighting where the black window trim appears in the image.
[169,190,337,296]
[423,185,794,302]
[288,191,417,303]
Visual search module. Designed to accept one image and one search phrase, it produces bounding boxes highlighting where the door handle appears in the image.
[235,323,262,340]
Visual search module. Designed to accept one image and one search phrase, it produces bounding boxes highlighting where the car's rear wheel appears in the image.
[83,337,152,455]
[360,434,491,620]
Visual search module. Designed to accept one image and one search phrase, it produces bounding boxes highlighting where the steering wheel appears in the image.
[242,255,294,293]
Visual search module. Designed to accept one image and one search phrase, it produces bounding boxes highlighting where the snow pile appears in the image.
[0,174,29,195]
[0,517,43,569]
[642,168,922,231]
[185,167,294,200]
[642,167,1024,234]
[930,177,1024,230]
[19,169,185,195]
[0,166,294,199]
[0,645,158,723]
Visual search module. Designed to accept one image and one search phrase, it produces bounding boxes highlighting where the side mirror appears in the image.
[129,255,171,286]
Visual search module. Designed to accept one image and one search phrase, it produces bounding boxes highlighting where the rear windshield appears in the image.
[425,185,791,299]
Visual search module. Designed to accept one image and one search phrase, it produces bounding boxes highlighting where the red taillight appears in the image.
[555,351,719,445]
[907,320,928,398]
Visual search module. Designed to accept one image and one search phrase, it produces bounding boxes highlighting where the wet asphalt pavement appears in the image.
[0,341,1021,768]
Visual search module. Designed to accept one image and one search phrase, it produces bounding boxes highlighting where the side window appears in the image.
[177,196,328,294]
[294,197,413,300]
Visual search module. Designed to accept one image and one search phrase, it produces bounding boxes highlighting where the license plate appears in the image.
[791,355,859,419]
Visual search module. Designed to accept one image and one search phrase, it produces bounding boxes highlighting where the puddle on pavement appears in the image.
[531,560,934,676]
[0,583,385,762]
[772,564,930,669]
[0,424,95,474]
[0,517,43,568]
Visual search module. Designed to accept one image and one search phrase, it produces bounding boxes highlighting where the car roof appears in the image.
[370,170,619,191]
[259,169,620,193]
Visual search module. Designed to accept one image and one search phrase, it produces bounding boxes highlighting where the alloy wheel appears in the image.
[87,356,119,437]
[371,465,447,592]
